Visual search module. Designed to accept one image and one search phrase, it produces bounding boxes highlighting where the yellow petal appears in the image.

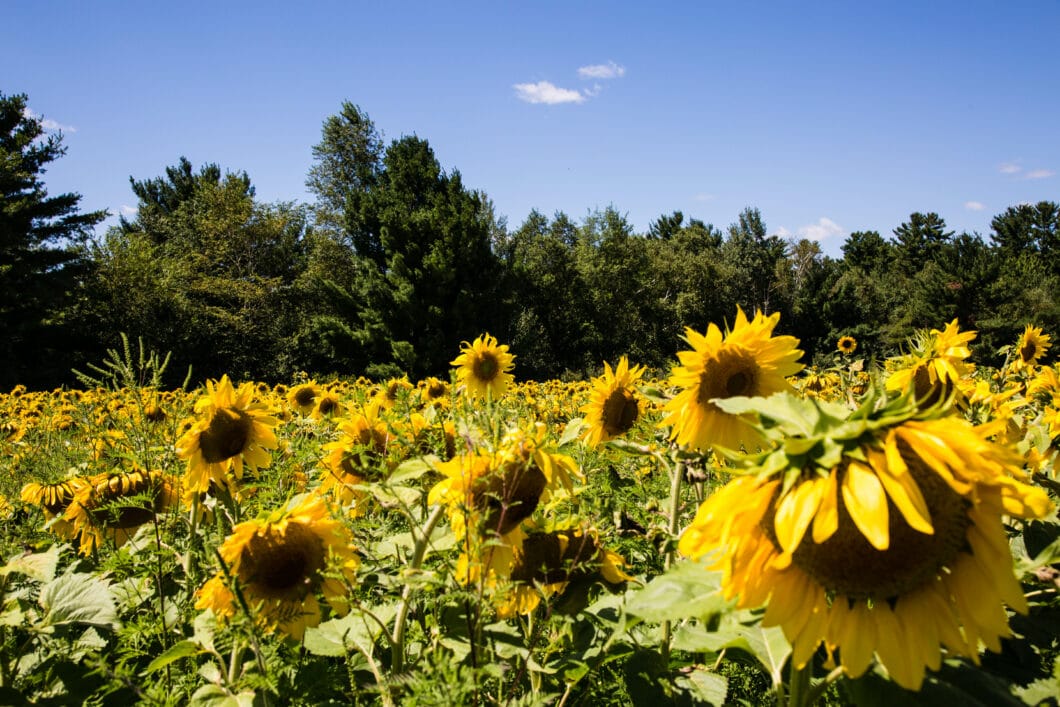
[774,477,826,556]
[811,470,839,543]
[841,462,889,550]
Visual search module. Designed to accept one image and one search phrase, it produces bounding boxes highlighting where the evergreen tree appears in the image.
[0,92,106,388]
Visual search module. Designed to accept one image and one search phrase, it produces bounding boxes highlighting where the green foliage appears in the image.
[0,91,107,388]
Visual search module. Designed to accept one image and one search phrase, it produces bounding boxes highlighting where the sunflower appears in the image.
[496,526,633,617]
[176,375,280,503]
[311,389,344,421]
[451,333,515,400]
[417,376,450,407]
[319,403,398,514]
[63,468,178,555]
[195,494,358,640]
[581,357,646,447]
[1013,324,1052,370]
[659,308,804,452]
[286,381,321,416]
[376,376,413,409]
[679,391,1052,691]
[837,336,858,355]
[886,319,976,407]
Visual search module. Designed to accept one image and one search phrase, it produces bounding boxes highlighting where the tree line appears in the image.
[3,91,1058,389]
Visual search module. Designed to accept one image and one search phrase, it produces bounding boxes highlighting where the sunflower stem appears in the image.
[661,456,685,664]
[785,659,813,707]
[184,494,202,602]
[391,503,447,673]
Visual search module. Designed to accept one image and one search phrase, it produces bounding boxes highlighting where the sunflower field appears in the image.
[2,313,1060,706]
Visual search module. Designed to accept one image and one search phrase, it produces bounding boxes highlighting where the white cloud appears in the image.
[999,162,1021,175]
[22,106,77,133]
[1025,168,1055,180]
[120,205,138,216]
[797,217,844,242]
[513,81,586,105]
[693,193,716,202]
[964,201,986,211]
[774,226,793,238]
[577,61,626,80]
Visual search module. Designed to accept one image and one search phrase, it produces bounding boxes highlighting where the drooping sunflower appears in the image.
[451,333,515,400]
[195,493,359,640]
[679,391,1052,691]
[581,357,646,447]
[659,308,804,452]
[496,526,633,617]
[1013,324,1052,370]
[837,336,858,355]
[176,375,279,503]
[885,319,976,407]
[63,468,178,555]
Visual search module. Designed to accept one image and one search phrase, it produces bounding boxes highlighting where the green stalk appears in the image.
[786,660,812,707]
[661,457,685,664]
[391,503,447,672]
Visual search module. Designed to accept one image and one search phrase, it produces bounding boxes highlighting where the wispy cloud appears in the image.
[797,217,844,242]
[120,205,138,216]
[22,107,77,133]
[999,162,1021,175]
[964,201,986,211]
[577,61,626,80]
[513,81,586,105]
[693,193,716,202]
[1025,168,1055,180]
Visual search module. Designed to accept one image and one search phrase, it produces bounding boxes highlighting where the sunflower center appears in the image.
[602,389,639,436]
[476,464,547,536]
[1020,341,1037,364]
[199,408,253,463]
[512,532,600,584]
[769,457,971,601]
[293,388,317,407]
[912,366,952,407]
[474,354,499,382]
[239,523,325,599]
[697,347,759,405]
[317,398,338,416]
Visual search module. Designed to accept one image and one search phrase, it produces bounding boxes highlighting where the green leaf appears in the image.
[676,667,728,706]
[2,544,60,583]
[740,624,790,689]
[303,605,395,658]
[144,639,205,674]
[189,685,257,707]
[39,572,120,629]
[842,661,1026,707]
[558,417,587,447]
[389,456,437,484]
[624,561,730,622]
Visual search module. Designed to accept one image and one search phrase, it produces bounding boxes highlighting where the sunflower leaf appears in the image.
[143,639,204,675]
[389,456,437,484]
[1,544,60,583]
[39,571,120,630]
[558,417,587,447]
[623,561,729,622]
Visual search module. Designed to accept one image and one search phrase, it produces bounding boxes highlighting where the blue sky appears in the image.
[7,1,1059,256]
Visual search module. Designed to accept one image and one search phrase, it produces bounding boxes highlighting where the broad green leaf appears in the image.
[144,639,205,674]
[676,667,728,706]
[558,417,587,447]
[624,561,730,622]
[193,609,218,653]
[740,625,791,688]
[389,456,437,484]
[671,624,752,655]
[843,661,1025,707]
[189,685,256,707]
[2,544,60,583]
[39,572,120,629]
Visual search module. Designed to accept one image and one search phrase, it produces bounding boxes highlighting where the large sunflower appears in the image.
[176,375,279,503]
[679,392,1052,691]
[195,493,358,640]
[581,357,646,447]
[660,308,804,452]
[319,402,398,514]
[451,333,515,400]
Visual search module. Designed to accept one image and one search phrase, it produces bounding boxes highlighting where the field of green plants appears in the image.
[2,316,1059,706]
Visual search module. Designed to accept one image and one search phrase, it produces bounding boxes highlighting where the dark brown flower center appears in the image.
[764,454,970,601]
[238,523,325,599]
[475,463,547,536]
[1020,340,1038,364]
[602,388,639,436]
[697,347,759,406]
[199,408,253,463]
[511,531,600,584]
[293,387,317,407]
[473,353,499,382]
[317,397,338,416]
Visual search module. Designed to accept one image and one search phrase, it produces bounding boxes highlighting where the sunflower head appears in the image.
[837,336,857,355]
[286,381,321,415]
[196,494,358,639]
[1014,324,1052,369]
[581,357,646,447]
[680,389,1052,691]
[451,333,516,400]
[64,468,178,555]
[659,307,804,452]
